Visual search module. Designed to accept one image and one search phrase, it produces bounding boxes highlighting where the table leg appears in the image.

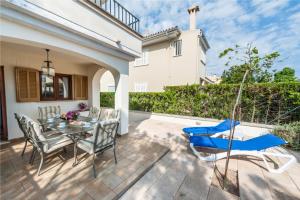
[73,139,78,166]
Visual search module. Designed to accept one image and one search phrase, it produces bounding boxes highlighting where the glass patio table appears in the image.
[38,116,98,165]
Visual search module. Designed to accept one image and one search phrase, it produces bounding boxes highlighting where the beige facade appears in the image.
[101,5,210,92]
[129,29,208,92]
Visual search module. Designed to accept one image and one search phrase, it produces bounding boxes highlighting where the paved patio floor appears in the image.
[1,118,300,200]
[121,118,300,200]
[0,132,168,200]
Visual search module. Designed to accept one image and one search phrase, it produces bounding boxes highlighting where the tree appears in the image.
[218,44,279,186]
[274,67,297,82]
[219,44,280,84]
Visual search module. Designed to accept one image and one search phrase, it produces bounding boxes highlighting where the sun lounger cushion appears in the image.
[190,134,286,151]
[183,119,240,135]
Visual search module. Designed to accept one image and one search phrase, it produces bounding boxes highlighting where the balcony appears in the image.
[87,0,140,33]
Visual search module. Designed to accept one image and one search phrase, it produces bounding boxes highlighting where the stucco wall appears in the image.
[129,29,206,92]
[0,42,92,139]
[25,0,141,56]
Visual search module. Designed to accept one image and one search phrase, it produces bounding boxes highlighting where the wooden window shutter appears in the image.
[15,67,40,102]
[73,75,88,100]
[82,76,88,100]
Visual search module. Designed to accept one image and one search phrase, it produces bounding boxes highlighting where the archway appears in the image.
[91,67,129,135]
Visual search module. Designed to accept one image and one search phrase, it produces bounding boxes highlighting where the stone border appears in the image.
[114,147,170,199]
[129,110,275,129]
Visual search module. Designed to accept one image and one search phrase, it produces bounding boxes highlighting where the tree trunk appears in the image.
[223,70,249,184]
[278,99,281,125]
[251,96,256,122]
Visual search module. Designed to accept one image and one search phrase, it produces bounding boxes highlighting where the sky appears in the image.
[119,0,300,78]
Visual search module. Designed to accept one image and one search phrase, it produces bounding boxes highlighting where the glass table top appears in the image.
[38,116,98,136]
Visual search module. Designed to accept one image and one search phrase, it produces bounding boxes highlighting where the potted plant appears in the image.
[78,102,88,111]
[65,111,79,121]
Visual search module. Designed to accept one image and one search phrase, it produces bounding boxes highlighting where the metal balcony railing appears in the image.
[88,0,140,33]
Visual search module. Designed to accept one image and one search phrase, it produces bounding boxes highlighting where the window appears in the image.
[134,83,147,92]
[56,74,72,100]
[173,40,182,56]
[134,50,149,66]
[15,67,87,102]
[40,73,72,101]
[41,74,55,100]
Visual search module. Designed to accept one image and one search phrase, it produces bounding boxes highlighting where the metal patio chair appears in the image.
[74,119,119,178]
[98,108,120,121]
[38,105,61,120]
[27,119,73,175]
[88,106,100,119]
[14,113,32,157]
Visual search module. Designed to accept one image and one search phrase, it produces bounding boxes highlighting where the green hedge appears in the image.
[100,82,300,124]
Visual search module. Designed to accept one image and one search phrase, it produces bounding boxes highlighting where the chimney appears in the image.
[188,5,200,31]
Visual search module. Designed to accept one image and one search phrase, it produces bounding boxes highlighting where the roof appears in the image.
[199,29,210,50]
[142,26,209,50]
[143,26,181,41]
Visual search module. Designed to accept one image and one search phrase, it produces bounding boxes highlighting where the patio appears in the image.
[1,115,300,200]
[0,129,168,200]
[123,116,300,200]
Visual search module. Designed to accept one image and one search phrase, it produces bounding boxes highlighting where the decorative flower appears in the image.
[61,113,66,120]
[78,102,87,110]
[66,111,79,120]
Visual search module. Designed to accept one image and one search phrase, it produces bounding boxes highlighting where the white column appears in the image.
[114,73,129,135]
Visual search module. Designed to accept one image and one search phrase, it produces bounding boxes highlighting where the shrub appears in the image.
[100,82,300,124]
[100,92,114,108]
[273,122,300,151]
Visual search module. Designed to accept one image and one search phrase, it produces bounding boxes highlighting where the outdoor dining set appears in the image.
[14,105,120,178]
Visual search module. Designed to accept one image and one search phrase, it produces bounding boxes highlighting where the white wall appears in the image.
[1,42,91,139]
[1,0,142,138]
[6,0,142,57]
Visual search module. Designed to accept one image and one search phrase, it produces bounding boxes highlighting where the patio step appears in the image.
[113,147,170,199]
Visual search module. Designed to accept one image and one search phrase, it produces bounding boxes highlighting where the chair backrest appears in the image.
[14,113,29,139]
[88,107,100,119]
[98,109,120,122]
[216,119,240,131]
[92,119,119,152]
[38,105,61,119]
[27,119,49,151]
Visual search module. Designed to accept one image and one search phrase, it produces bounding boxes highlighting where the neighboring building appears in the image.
[206,75,222,84]
[0,0,142,139]
[200,75,222,85]
[100,5,210,92]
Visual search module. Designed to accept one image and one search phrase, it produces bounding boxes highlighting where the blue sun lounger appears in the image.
[189,134,296,173]
[183,119,240,136]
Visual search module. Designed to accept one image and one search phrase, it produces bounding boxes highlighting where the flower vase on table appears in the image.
[65,111,80,122]
[78,102,87,111]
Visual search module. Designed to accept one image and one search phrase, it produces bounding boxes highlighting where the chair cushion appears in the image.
[77,136,94,154]
[77,136,113,154]
[45,135,73,153]
[77,120,118,154]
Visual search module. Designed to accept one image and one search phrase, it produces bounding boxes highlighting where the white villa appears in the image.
[0,0,142,140]
[0,1,299,200]
[101,5,210,92]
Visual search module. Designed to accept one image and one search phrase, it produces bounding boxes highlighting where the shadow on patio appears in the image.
[0,133,169,200]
